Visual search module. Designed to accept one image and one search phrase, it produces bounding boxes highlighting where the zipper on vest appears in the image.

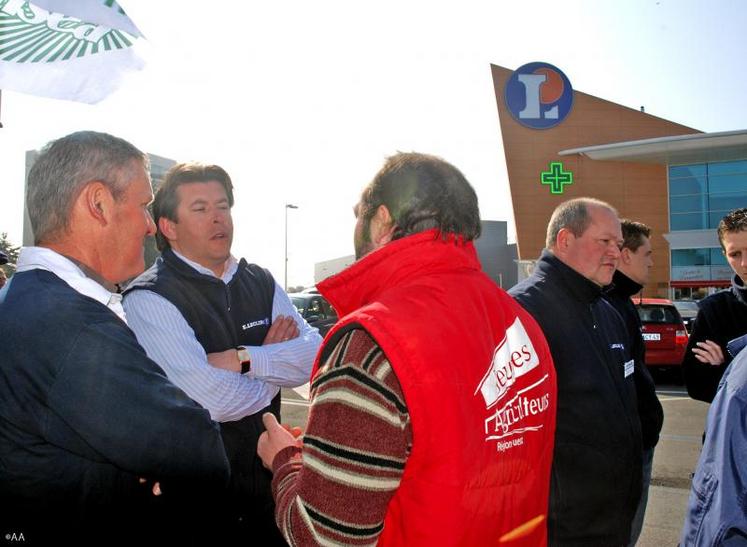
[226,286,232,311]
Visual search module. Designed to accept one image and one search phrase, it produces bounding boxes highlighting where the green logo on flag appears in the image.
[541,162,573,194]
[0,1,136,63]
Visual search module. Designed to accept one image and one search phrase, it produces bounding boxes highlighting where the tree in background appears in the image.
[0,232,20,278]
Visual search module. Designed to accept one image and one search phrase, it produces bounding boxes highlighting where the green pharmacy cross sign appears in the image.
[541,162,573,194]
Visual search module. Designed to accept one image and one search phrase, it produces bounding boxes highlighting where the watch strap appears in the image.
[237,346,251,374]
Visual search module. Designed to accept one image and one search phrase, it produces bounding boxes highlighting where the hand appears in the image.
[207,348,241,372]
[282,424,304,438]
[139,478,162,496]
[263,315,300,345]
[691,340,725,366]
[257,413,302,470]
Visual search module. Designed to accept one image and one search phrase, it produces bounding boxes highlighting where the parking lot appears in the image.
[639,383,709,545]
[280,380,708,546]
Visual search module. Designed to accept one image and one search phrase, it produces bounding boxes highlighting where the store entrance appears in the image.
[672,286,718,301]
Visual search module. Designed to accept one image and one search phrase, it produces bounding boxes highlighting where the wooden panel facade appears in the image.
[491,64,700,296]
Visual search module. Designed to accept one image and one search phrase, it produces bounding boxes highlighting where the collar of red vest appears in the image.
[318,228,480,317]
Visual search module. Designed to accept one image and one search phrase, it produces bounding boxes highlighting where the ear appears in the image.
[158,216,178,243]
[370,205,396,246]
[620,247,633,265]
[79,181,115,226]
[555,227,574,252]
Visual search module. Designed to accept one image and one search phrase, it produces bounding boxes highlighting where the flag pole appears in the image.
[0,90,4,128]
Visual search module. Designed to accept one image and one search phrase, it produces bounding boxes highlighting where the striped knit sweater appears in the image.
[271,328,412,546]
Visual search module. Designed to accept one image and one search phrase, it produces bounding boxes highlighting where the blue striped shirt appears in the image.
[123,252,321,422]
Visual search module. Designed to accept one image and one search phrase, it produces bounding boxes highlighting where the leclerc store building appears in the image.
[492,63,747,299]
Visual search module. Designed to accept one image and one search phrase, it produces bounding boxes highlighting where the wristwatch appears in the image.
[237,346,251,374]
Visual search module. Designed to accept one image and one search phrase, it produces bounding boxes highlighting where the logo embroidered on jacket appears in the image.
[476,317,552,451]
[475,318,540,408]
[242,318,270,330]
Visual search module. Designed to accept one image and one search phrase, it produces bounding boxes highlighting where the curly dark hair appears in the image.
[358,152,481,242]
[717,208,747,251]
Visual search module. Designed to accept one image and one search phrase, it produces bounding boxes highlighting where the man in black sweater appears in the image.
[683,207,747,403]
[0,131,230,544]
[510,197,642,547]
[603,220,664,546]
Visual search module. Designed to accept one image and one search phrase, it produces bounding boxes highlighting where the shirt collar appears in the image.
[16,246,127,323]
[536,250,604,304]
[606,269,644,299]
[731,274,747,306]
[318,229,480,317]
[170,249,238,284]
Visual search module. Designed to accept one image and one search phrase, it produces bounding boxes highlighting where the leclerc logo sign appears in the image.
[505,62,573,129]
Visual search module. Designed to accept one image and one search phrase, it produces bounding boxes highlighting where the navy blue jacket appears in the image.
[0,269,229,542]
[510,251,642,547]
[604,270,664,450]
[681,345,747,545]
[683,275,747,403]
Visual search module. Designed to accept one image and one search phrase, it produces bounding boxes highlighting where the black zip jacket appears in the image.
[604,270,664,449]
[510,251,642,547]
[683,274,747,403]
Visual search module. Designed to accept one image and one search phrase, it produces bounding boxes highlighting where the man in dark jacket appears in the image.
[0,132,230,544]
[603,220,664,546]
[510,197,642,547]
[123,162,321,545]
[683,207,747,403]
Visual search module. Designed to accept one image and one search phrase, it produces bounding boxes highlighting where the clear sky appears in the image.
[2,0,746,287]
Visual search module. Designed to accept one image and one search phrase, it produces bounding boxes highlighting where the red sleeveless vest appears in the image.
[316,230,557,546]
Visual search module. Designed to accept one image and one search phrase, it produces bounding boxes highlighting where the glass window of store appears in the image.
[669,161,747,231]
[669,160,747,286]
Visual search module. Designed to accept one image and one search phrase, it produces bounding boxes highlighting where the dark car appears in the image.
[289,292,338,336]
[635,298,689,372]
[672,300,699,333]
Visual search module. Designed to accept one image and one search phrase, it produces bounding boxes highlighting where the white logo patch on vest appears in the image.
[242,318,270,331]
[475,317,540,409]
[484,375,551,448]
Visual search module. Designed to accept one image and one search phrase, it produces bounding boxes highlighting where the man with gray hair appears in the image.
[510,197,642,546]
[0,131,230,543]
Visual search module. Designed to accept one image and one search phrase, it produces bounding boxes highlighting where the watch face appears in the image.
[237,347,251,364]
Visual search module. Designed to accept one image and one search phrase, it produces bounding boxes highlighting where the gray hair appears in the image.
[546,197,618,249]
[26,131,149,244]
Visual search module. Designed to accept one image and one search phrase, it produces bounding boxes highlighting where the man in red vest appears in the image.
[258,152,558,546]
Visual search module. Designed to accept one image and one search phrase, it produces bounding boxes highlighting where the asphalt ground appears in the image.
[279,378,708,546]
[638,381,709,546]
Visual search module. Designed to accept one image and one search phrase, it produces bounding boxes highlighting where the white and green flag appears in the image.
[0,0,144,103]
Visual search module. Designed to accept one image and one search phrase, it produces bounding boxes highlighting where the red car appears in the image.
[634,298,689,370]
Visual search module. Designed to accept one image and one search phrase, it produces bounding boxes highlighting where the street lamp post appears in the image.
[284,203,298,291]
